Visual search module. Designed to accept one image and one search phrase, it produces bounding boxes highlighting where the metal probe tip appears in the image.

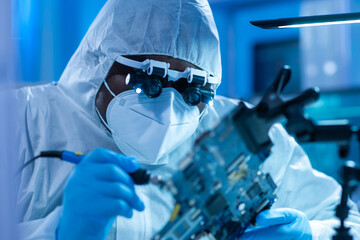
[149,175,163,185]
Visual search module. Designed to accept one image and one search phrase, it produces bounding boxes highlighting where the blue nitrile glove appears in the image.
[57,148,145,240]
[240,208,312,240]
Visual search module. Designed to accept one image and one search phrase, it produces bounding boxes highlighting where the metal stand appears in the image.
[332,161,360,240]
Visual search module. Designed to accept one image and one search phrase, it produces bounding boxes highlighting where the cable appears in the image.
[16,151,64,175]
[16,155,41,175]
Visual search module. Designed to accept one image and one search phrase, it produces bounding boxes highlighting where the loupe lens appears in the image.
[143,78,162,98]
[183,87,201,106]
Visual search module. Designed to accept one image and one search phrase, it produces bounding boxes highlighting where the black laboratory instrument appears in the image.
[279,103,360,240]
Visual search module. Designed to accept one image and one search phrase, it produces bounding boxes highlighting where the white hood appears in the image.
[57,0,221,116]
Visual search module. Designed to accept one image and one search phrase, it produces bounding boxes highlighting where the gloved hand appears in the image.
[240,208,312,240]
[57,148,145,240]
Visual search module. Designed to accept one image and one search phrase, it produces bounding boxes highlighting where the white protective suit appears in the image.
[14,0,360,239]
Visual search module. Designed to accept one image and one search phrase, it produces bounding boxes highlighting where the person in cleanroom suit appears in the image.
[14,0,360,239]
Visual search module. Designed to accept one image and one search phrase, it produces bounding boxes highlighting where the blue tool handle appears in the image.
[61,150,84,164]
[60,150,150,185]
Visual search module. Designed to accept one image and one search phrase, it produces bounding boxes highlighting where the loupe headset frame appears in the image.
[116,56,217,106]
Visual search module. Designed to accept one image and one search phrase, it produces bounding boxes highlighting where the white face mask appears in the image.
[99,80,201,165]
